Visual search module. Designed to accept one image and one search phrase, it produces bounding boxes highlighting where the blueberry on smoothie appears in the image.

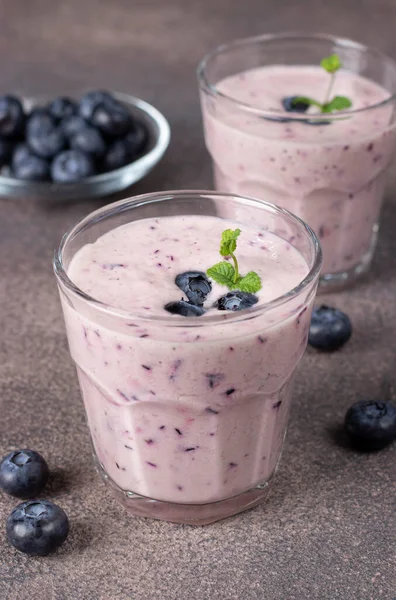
[0,95,25,138]
[6,500,69,556]
[164,300,206,317]
[0,449,49,498]
[48,97,78,122]
[216,291,258,311]
[51,149,96,183]
[282,96,310,113]
[344,400,396,451]
[175,271,212,306]
[308,305,352,351]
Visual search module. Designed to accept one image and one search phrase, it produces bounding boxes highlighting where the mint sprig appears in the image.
[206,229,262,294]
[292,53,352,115]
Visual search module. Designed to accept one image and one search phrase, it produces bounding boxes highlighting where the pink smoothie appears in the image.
[201,66,396,275]
[63,215,313,506]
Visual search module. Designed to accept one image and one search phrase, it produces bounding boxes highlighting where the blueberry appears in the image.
[0,450,49,498]
[80,92,132,137]
[102,138,131,171]
[216,291,258,311]
[70,126,106,160]
[175,271,212,306]
[51,149,96,183]
[13,151,50,182]
[28,126,66,160]
[79,90,115,121]
[48,96,77,122]
[309,305,352,351]
[26,110,55,138]
[0,95,25,138]
[6,500,69,556]
[0,137,14,166]
[344,400,396,451]
[60,115,88,139]
[164,300,206,317]
[124,121,148,157]
[282,96,310,113]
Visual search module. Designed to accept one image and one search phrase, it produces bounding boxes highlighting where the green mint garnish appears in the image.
[292,53,352,115]
[206,229,262,294]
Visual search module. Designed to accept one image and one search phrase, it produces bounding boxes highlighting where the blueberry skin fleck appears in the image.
[0,450,49,499]
[27,127,66,159]
[0,95,25,138]
[60,115,89,139]
[12,151,50,182]
[344,400,396,451]
[175,271,212,306]
[51,149,96,183]
[282,96,310,113]
[48,97,78,122]
[70,126,107,159]
[164,300,205,317]
[308,305,352,351]
[6,500,69,556]
[216,291,258,312]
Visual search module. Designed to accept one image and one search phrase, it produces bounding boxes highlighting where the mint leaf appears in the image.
[220,228,241,257]
[322,95,352,113]
[320,54,342,74]
[207,261,235,287]
[238,271,262,293]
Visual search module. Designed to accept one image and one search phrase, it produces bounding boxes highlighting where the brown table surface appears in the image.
[0,1,395,599]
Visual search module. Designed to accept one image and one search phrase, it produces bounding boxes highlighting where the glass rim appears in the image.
[197,31,396,122]
[53,190,322,328]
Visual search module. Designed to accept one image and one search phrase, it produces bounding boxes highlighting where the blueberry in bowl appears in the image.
[0,91,170,200]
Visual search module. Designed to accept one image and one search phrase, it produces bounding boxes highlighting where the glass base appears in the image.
[94,456,273,526]
[318,226,378,292]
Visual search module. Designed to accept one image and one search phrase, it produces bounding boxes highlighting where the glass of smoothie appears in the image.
[54,190,321,525]
[198,33,396,288]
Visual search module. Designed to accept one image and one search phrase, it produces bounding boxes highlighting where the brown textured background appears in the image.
[0,1,395,599]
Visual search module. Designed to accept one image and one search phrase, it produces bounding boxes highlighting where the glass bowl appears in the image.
[0,92,171,200]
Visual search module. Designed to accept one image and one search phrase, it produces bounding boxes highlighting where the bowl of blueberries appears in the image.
[0,90,170,200]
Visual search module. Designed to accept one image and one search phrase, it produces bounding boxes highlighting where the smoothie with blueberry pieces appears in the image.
[201,64,396,276]
[62,213,316,506]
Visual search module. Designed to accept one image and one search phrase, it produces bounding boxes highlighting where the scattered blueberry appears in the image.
[70,126,106,159]
[6,500,69,556]
[282,96,310,113]
[27,126,66,159]
[0,95,25,138]
[309,305,352,351]
[175,271,212,306]
[48,96,77,122]
[0,137,14,166]
[60,115,88,139]
[216,291,258,311]
[344,400,396,451]
[164,300,206,317]
[51,149,95,183]
[0,450,49,498]
[13,151,50,182]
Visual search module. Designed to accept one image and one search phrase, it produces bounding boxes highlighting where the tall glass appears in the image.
[198,33,396,288]
[54,191,321,525]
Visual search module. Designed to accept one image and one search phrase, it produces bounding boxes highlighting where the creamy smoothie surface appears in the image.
[63,214,315,505]
[202,65,396,275]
